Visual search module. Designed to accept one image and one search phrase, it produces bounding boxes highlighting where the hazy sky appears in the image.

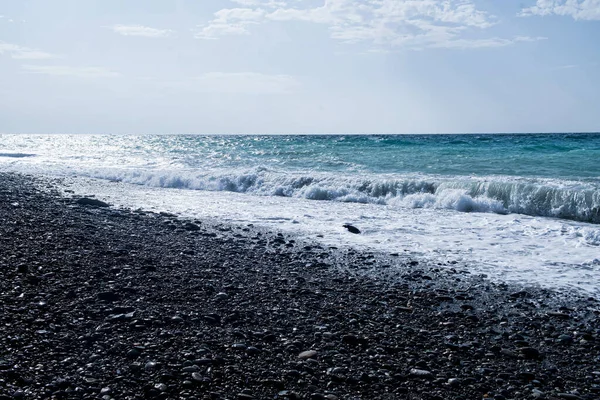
[1,0,599,134]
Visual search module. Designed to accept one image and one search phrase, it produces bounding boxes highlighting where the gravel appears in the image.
[1,172,599,400]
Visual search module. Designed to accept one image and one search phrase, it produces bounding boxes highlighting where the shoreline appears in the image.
[1,172,599,399]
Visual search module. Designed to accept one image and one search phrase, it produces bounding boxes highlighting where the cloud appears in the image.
[520,0,600,20]
[22,65,121,78]
[195,8,266,38]
[197,0,539,50]
[110,24,174,37]
[0,42,55,59]
[432,35,547,49]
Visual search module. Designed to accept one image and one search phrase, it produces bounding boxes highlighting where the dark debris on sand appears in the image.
[1,173,599,400]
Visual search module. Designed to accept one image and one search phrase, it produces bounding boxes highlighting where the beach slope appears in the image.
[0,173,599,399]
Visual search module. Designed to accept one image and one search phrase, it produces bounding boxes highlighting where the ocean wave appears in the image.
[68,168,600,224]
[2,159,598,223]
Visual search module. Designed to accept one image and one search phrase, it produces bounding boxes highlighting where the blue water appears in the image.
[129,133,600,179]
[1,133,600,223]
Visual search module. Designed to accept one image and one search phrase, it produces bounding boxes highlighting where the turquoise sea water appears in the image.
[1,133,600,223]
[135,133,600,179]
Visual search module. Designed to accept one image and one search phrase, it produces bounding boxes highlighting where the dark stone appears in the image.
[547,312,571,319]
[184,222,201,231]
[246,346,261,356]
[126,348,141,358]
[557,394,582,400]
[342,334,359,346]
[98,291,121,302]
[519,347,541,359]
[409,369,433,379]
[342,224,361,234]
[76,197,110,207]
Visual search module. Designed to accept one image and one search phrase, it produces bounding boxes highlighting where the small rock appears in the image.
[547,312,570,319]
[447,378,461,388]
[298,350,318,360]
[557,394,582,400]
[342,224,361,234]
[558,334,574,344]
[97,291,120,302]
[11,391,25,399]
[410,369,433,378]
[519,347,541,359]
[532,389,545,398]
[501,348,518,358]
[215,292,229,301]
[342,334,359,345]
[154,383,167,392]
[145,361,157,371]
[126,348,141,358]
[191,372,204,382]
[184,222,201,231]
[76,197,109,207]
[246,346,261,356]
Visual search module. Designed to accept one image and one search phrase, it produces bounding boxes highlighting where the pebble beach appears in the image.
[1,172,600,400]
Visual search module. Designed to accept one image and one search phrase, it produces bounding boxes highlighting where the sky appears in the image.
[0,0,599,134]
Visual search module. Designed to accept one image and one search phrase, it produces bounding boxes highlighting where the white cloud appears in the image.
[22,65,121,78]
[432,35,547,49]
[195,8,266,38]
[0,42,55,59]
[110,24,174,37]
[520,0,600,20]
[197,0,538,50]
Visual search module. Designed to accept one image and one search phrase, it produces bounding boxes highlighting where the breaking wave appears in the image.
[76,167,600,224]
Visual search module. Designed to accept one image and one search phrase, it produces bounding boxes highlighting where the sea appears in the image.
[1,133,599,295]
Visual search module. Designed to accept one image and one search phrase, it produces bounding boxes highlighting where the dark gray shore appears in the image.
[1,173,599,400]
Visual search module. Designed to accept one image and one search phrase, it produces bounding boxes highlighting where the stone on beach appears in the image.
[342,224,361,234]
[298,350,318,360]
[76,197,110,207]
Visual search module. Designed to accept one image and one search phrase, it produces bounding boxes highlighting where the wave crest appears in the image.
[78,168,600,224]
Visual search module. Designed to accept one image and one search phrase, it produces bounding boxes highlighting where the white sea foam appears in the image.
[2,161,599,223]
[392,190,508,214]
